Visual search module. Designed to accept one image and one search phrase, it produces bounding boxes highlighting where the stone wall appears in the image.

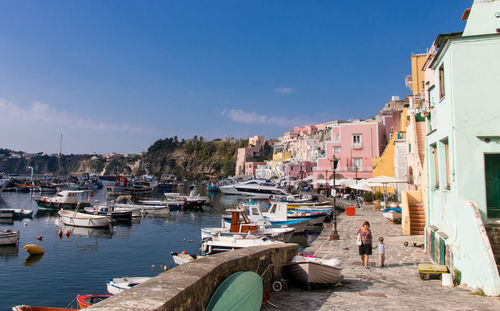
[87,243,298,311]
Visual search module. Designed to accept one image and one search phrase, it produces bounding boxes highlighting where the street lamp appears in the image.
[354,166,360,208]
[329,156,340,240]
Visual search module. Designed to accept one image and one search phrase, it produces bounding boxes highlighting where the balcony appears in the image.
[352,142,363,150]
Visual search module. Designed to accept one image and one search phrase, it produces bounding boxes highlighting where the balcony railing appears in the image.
[352,142,363,149]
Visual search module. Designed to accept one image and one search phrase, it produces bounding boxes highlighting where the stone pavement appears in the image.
[262,203,500,311]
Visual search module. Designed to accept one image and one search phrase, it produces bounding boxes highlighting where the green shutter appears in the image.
[439,238,446,265]
[430,230,436,262]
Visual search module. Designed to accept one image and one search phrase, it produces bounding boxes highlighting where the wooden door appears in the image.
[485,154,500,218]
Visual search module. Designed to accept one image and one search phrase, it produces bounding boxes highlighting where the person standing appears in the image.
[356,221,373,269]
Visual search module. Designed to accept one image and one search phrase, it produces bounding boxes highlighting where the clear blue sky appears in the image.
[0,0,471,154]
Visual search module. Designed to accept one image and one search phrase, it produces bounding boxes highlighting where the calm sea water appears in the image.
[0,184,316,310]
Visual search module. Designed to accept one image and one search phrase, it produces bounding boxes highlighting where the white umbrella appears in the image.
[311,179,328,185]
[366,175,406,184]
[349,182,373,192]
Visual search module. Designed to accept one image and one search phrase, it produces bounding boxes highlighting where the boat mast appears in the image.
[57,134,62,182]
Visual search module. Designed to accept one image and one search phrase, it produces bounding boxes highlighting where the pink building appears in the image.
[245,162,266,178]
[235,135,265,176]
[283,161,317,180]
[313,121,386,181]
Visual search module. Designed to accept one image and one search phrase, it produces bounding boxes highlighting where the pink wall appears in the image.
[314,122,386,180]
[245,162,266,177]
[283,161,317,179]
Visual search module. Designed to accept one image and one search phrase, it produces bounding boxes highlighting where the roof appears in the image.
[430,32,464,68]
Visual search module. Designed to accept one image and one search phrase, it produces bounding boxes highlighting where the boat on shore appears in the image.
[287,255,342,289]
[106,277,151,294]
[58,210,110,228]
[381,207,402,222]
[0,230,19,245]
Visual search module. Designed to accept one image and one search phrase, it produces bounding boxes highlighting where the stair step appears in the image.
[410,203,424,208]
[410,231,424,235]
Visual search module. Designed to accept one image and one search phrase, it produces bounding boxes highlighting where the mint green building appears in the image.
[424,0,500,295]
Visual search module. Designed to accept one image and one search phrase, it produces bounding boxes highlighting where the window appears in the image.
[439,65,445,99]
[353,158,362,170]
[432,144,439,188]
[352,134,362,149]
[333,146,340,153]
[444,139,450,189]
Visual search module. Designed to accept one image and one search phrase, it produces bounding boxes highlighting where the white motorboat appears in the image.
[0,230,19,245]
[205,208,295,242]
[171,251,203,265]
[34,190,95,210]
[245,202,310,233]
[220,180,289,198]
[200,233,284,255]
[58,209,110,228]
[106,277,151,295]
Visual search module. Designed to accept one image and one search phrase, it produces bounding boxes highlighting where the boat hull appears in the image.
[287,261,342,288]
[58,210,110,228]
[106,277,151,295]
[0,230,19,245]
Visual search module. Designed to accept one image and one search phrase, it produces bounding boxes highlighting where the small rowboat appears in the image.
[171,251,203,265]
[76,294,111,308]
[287,255,342,289]
[12,209,34,218]
[0,230,19,246]
[106,277,151,294]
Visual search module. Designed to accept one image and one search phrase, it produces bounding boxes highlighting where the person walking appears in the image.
[356,221,373,269]
[374,236,388,267]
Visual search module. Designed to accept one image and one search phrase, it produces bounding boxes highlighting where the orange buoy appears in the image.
[24,244,45,255]
[58,229,63,238]
[65,230,70,238]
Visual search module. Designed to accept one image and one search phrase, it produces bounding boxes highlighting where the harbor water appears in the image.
[0,185,318,310]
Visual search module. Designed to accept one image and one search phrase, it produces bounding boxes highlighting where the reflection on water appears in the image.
[0,218,14,225]
[24,254,44,266]
[60,225,113,239]
[0,245,19,262]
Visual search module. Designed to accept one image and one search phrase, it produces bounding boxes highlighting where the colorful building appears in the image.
[424,0,500,295]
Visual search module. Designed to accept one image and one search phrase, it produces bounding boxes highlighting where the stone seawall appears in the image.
[87,243,298,311]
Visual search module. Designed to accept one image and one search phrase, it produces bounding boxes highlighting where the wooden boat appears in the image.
[206,271,263,311]
[76,294,111,308]
[12,209,33,218]
[34,190,94,210]
[287,255,342,289]
[381,207,402,222]
[58,210,110,228]
[171,251,203,265]
[0,230,19,245]
[12,306,78,311]
[106,277,151,294]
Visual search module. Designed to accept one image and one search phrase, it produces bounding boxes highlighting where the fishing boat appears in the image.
[287,255,342,289]
[207,209,295,242]
[76,294,111,308]
[106,176,156,197]
[106,277,151,295]
[381,207,402,223]
[58,210,110,228]
[12,306,79,311]
[171,251,203,265]
[270,197,331,209]
[0,230,19,245]
[34,190,94,210]
[244,202,310,233]
[84,204,132,222]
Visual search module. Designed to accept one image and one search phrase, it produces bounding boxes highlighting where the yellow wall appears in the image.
[400,108,408,132]
[410,54,427,95]
[273,152,292,162]
[373,132,398,178]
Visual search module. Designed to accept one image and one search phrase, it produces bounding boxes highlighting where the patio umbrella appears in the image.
[349,182,373,192]
[311,179,327,185]
[366,175,407,208]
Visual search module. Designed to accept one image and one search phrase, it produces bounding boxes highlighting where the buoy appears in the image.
[65,230,70,238]
[58,229,63,238]
[152,264,156,272]
[24,244,45,255]
[163,265,168,271]
[181,251,188,254]
[36,236,43,241]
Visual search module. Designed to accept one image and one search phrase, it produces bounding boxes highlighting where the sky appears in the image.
[0,0,472,154]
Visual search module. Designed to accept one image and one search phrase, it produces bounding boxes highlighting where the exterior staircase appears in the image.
[485,223,500,275]
[409,203,425,235]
